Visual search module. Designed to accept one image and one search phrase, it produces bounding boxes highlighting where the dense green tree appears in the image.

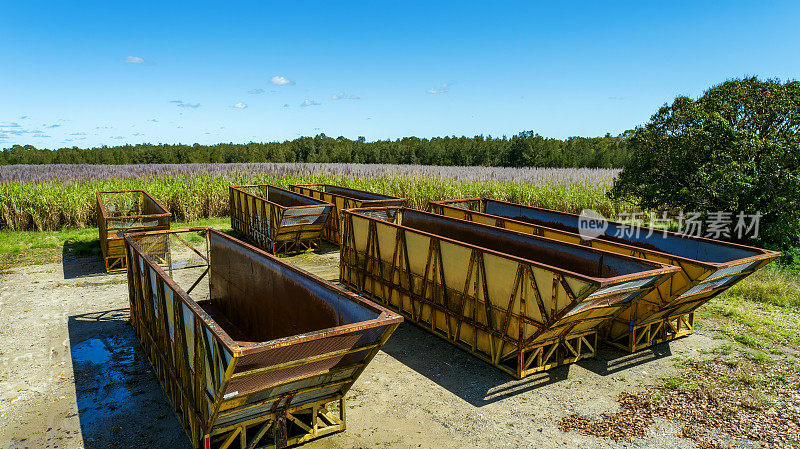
[1,132,631,168]
[611,77,800,250]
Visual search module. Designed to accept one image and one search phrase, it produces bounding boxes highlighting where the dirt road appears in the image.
[0,250,722,449]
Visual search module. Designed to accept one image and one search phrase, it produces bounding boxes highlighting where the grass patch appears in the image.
[741,350,772,364]
[0,217,232,271]
[712,344,733,355]
[723,265,800,309]
[663,376,699,392]
[733,333,764,348]
[700,265,800,348]
[173,216,231,232]
[0,227,97,255]
[0,227,99,271]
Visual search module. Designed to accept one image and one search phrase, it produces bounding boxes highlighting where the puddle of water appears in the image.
[72,338,113,365]
[71,335,140,431]
[170,257,206,270]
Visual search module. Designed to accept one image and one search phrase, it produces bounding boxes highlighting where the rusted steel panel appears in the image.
[289,184,405,244]
[124,228,401,449]
[339,207,679,378]
[229,185,333,254]
[429,198,780,352]
[96,190,171,272]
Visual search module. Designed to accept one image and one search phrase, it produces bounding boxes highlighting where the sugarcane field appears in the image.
[2,3,800,448]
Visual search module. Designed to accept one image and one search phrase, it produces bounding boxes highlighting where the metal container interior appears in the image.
[399,208,668,281]
[290,183,405,244]
[293,184,402,202]
[125,227,401,448]
[96,189,171,272]
[461,198,773,263]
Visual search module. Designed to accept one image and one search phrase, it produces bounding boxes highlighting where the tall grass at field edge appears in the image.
[0,173,618,231]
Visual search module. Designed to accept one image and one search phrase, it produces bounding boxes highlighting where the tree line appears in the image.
[0,131,632,168]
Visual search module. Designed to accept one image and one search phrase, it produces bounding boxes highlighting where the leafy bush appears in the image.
[611,77,800,250]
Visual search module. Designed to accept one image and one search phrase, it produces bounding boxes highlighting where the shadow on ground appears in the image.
[578,342,673,376]
[380,323,569,407]
[382,323,675,407]
[310,241,339,256]
[68,309,190,449]
[62,239,106,279]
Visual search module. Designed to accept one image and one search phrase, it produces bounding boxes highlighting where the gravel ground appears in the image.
[0,250,725,449]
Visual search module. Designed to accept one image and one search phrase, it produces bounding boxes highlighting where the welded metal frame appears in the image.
[125,227,401,449]
[229,185,333,254]
[428,198,780,352]
[289,184,405,244]
[340,207,679,378]
[96,189,171,272]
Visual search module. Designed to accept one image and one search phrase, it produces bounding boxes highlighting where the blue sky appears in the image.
[1,1,798,149]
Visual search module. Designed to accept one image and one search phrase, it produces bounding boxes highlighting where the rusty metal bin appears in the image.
[229,185,333,253]
[429,198,780,352]
[96,190,171,272]
[340,207,678,378]
[289,184,405,244]
[125,228,401,449]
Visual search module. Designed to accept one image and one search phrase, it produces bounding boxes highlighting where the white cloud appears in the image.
[331,93,361,101]
[300,99,320,107]
[126,56,145,64]
[111,136,124,139]
[270,76,295,86]
[133,132,143,136]
[248,88,265,94]
[0,127,44,138]
[69,132,86,136]
[427,81,456,94]
[283,104,289,108]
[0,122,20,127]
[18,115,29,120]
[149,118,158,122]
[233,102,247,109]
[171,100,201,108]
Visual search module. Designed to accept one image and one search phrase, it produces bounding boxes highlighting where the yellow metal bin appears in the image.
[340,207,679,377]
[429,198,779,352]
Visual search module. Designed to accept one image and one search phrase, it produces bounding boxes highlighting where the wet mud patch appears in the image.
[68,309,189,449]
